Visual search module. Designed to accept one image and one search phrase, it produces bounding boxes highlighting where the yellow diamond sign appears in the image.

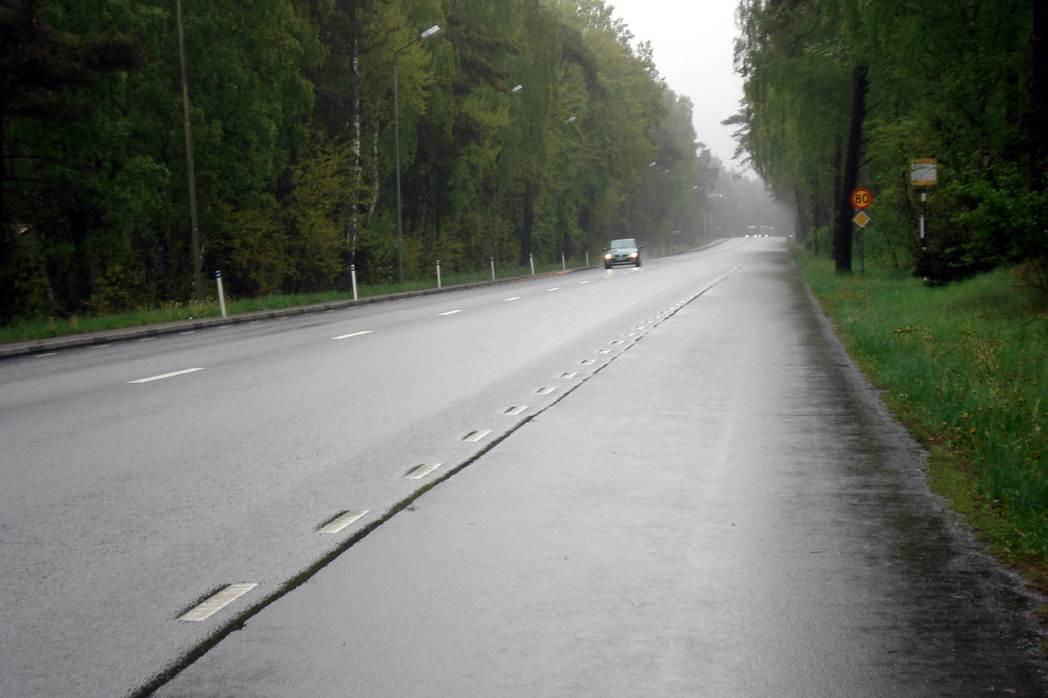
[852,210,871,228]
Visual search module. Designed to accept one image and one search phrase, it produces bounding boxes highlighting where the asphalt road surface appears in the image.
[2,240,1045,696]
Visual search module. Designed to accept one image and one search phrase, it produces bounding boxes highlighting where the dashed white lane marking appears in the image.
[33,352,58,358]
[580,359,595,366]
[405,463,443,480]
[625,332,636,337]
[579,280,590,285]
[561,371,578,379]
[547,287,560,292]
[317,510,369,534]
[463,429,492,443]
[332,330,373,340]
[439,309,463,316]
[504,405,528,416]
[504,296,521,302]
[536,386,557,396]
[127,367,206,384]
[179,583,257,622]
[610,339,623,345]
[597,349,611,355]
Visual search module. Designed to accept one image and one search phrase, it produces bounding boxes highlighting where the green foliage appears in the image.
[2,0,714,324]
[735,0,1042,283]
[226,196,288,297]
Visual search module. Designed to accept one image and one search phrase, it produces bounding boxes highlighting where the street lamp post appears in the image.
[496,83,524,267]
[393,24,441,285]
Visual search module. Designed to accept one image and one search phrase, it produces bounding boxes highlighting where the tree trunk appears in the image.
[1030,0,1048,192]
[833,64,868,274]
[0,109,11,313]
[793,185,808,245]
[829,133,842,260]
[367,128,379,226]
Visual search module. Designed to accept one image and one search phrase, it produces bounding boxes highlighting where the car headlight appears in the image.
[629,252,638,258]
[604,253,612,260]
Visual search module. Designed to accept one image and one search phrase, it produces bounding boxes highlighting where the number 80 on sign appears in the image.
[850,187,874,210]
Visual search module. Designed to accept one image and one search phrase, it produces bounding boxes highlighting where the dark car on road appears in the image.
[604,238,641,268]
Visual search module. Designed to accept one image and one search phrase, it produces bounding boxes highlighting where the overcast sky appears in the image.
[606,0,744,169]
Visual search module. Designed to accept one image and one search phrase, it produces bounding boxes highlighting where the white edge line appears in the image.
[128,367,206,384]
[547,287,560,292]
[178,583,257,622]
[504,296,521,302]
[439,309,463,316]
[332,330,373,340]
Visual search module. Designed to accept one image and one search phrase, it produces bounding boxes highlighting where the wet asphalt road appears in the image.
[158,242,1046,696]
[3,240,1046,696]
[3,241,731,696]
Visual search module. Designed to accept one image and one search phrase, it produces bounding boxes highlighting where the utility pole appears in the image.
[176,0,203,298]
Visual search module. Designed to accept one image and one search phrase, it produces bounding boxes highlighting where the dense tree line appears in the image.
[0,0,720,322]
[732,0,1048,283]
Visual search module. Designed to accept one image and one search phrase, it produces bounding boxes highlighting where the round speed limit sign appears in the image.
[850,187,874,210]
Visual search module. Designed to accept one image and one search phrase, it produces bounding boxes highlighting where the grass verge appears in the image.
[0,261,579,344]
[792,248,1048,592]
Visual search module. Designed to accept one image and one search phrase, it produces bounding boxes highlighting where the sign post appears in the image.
[850,189,873,275]
[911,159,938,242]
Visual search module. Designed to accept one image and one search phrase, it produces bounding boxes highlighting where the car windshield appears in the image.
[609,239,636,249]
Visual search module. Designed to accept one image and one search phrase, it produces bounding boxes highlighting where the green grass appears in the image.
[793,248,1048,586]
[0,261,587,344]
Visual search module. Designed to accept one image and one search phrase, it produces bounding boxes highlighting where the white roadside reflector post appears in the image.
[919,190,927,240]
[585,250,590,267]
[529,253,535,276]
[215,270,227,319]
[561,251,566,271]
[490,256,495,281]
[351,263,358,301]
[436,259,442,289]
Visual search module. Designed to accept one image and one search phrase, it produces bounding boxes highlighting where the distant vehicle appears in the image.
[604,238,641,268]
[744,225,775,238]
